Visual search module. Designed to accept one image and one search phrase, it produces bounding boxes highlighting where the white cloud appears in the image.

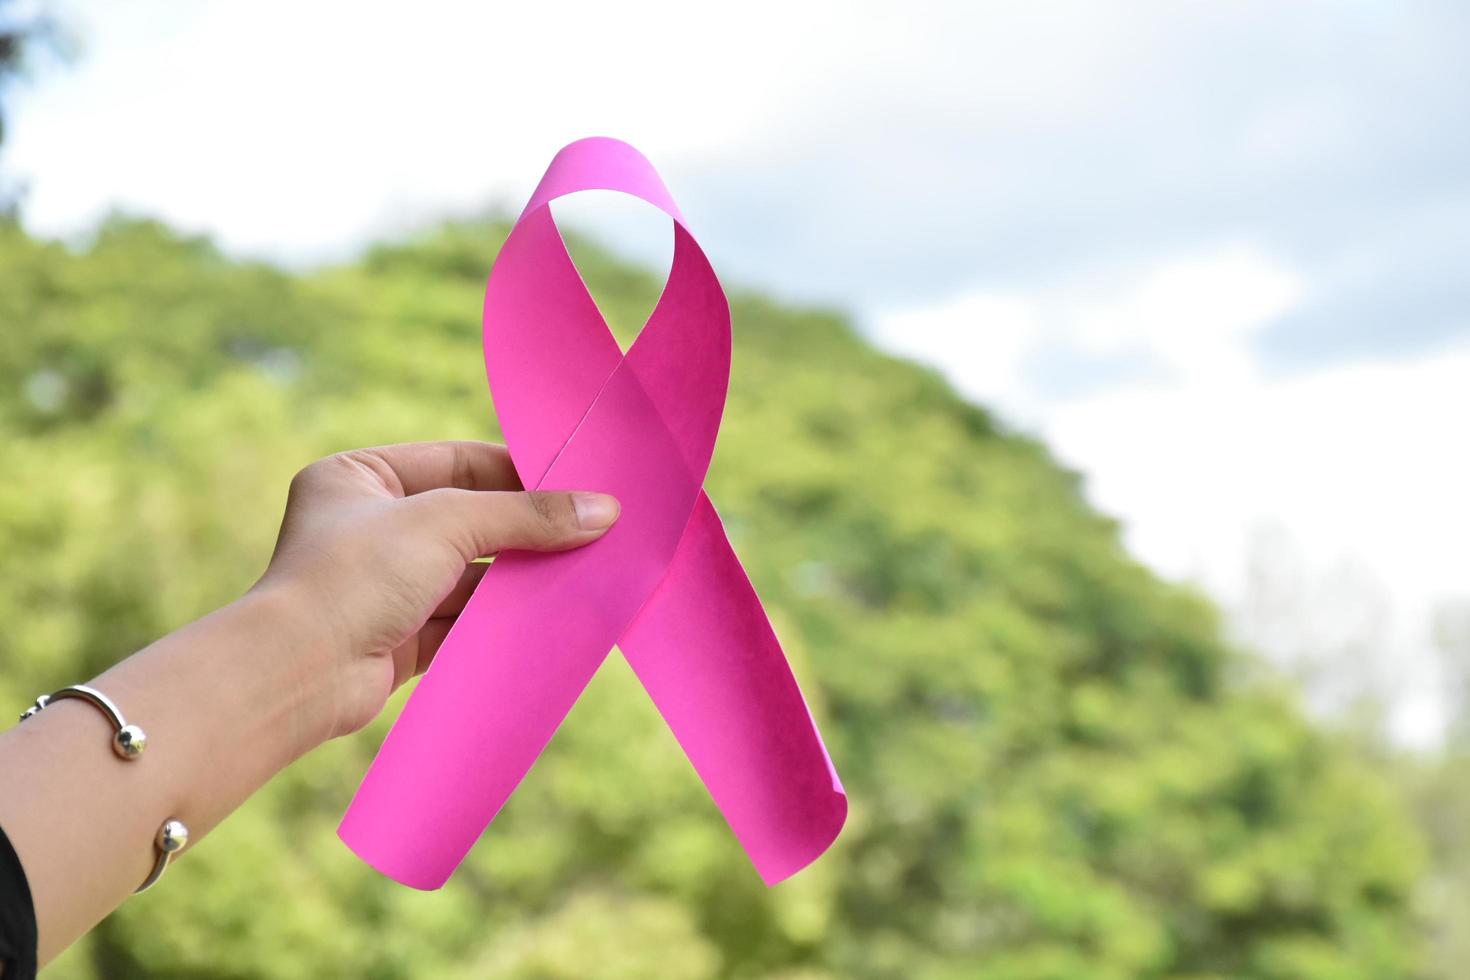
[874,246,1470,746]
[1066,245,1305,383]
[871,293,1042,415]
[7,0,872,258]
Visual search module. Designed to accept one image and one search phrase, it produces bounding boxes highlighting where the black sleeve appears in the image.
[0,821,37,980]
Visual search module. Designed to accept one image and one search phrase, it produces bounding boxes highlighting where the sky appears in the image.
[6,0,1468,744]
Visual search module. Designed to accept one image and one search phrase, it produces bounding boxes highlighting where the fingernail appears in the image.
[572,492,620,530]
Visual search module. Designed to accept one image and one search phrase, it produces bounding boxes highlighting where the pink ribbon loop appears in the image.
[338,137,847,890]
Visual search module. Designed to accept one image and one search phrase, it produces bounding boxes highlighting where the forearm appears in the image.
[0,587,332,964]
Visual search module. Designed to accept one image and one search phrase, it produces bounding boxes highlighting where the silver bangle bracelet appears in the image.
[19,684,190,893]
[135,819,189,893]
[19,684,148,760]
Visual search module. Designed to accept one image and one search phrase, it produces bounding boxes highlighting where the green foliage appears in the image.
[0,214,1428,978]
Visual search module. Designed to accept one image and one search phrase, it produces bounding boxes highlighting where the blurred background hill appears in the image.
[0,211,1448,980]
[3,1,1470,978]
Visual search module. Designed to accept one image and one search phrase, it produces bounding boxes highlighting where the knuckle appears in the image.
[307,451,367,485]
[449,442,476,490]
[417,487,474,531]
[289,456,335,496]
[527,491,573,533]
[328,450,367,470]
[412,488,478,557]
[287,464,314,497]
[337,448,384,477]
[417,485,460,508]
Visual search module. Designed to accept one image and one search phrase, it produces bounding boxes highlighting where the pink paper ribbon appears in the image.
[338,137,847,889]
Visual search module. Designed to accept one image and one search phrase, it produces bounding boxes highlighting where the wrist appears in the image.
[63,585,344,857]
[229,584,345,758]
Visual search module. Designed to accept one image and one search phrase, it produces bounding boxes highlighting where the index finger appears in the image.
[354,441,524,495]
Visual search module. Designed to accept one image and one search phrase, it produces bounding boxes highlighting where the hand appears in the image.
[253,441,620,743]
[1,440,619,960]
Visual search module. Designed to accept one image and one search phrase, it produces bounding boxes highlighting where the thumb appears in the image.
[405,487,620,559]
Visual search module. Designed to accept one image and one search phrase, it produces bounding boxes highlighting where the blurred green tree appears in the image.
[0,216,1429,979]
[1400,601,1470,980]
